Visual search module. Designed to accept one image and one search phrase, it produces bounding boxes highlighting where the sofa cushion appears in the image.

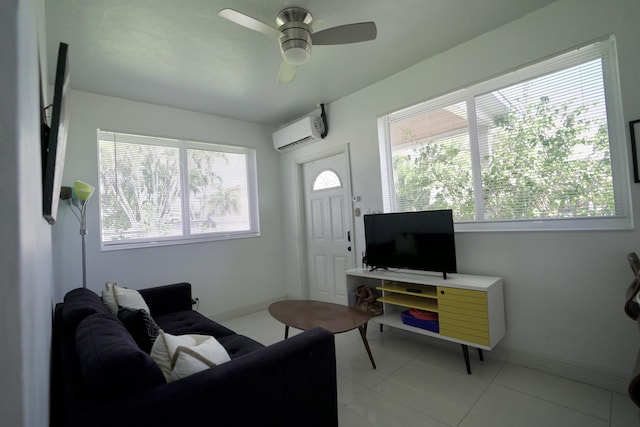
[61,288,111,332]
[154,310,236,338]
[117,307,160,353]
[138,282,193,316]
[75,313,165,396]
[217,334,265,359]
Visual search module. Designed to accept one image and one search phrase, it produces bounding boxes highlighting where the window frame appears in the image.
[312,169,343,191]
[378,36,632,232]
[98,130,260,251]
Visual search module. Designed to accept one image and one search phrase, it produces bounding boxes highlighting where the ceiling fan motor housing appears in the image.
[277,7,313,65]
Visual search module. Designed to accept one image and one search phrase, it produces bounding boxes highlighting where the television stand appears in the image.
[346,268,505,374]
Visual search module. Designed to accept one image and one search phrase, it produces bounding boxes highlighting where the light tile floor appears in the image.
[220,310,639,427]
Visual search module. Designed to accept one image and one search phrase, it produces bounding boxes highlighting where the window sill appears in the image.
[453,216,633,232]
[100,231,261,251]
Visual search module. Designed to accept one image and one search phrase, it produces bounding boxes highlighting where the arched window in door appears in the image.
[312,170,342,191]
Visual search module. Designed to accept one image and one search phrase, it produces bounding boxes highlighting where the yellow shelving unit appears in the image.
[346,268,505,352]
[377,293,438,312]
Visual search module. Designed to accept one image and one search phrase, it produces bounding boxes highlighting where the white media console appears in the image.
[346,268,505,374]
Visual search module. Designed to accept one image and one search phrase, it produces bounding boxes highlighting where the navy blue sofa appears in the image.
[51,282,338,427]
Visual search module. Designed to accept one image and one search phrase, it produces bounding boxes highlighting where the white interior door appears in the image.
[302,151,355,305]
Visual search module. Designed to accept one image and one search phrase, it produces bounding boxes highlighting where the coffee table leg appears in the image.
[358,324,376,369]
[284,325,289,339]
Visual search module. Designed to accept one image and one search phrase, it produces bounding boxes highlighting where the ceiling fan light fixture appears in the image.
[218,6,377,83]
[279,19,312,65]
[283,45,311,65]
[276,7,312,27]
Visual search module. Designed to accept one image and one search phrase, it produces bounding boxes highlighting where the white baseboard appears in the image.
[375,323,628,394]
[490,347,628,394]
[205,295,287,323]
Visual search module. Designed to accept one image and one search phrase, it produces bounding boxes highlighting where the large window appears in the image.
[378,36,631,231]
[98,131,260,249]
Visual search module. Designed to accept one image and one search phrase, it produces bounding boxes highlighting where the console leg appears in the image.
[462,344,471,374]
[478,348,484,361]
[379,323,383,332]
[284,325,289,339]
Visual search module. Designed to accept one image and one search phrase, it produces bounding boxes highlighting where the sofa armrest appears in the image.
[65,327,338,427]
[138,282,193,316]
[629,316,640,408]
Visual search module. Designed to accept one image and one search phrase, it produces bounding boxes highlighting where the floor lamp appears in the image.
[63,181,95,288]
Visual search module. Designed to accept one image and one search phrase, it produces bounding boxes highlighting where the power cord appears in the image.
[319,103,328,138]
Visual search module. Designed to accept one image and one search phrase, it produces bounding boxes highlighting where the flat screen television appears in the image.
[364,209,457,279]
[42,42,70,224]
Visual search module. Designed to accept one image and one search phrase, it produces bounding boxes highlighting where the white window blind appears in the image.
[378,36,631,231]
[98,130,260,249]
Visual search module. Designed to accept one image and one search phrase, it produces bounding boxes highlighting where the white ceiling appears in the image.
[45,0,557,126]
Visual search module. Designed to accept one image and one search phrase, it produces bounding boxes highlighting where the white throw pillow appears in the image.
[102,282,118,314]
[102,282,150,315]
[170,337,231,381]
[150,330,173,381]
[150,330,230,382]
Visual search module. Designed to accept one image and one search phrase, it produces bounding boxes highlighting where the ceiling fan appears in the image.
[218,7,377,84]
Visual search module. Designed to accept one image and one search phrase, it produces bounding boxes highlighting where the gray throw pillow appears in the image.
[117,307,160,353]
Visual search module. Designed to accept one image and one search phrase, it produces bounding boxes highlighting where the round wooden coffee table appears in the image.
[268,300,376,369]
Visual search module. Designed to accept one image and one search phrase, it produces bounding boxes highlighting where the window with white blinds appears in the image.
[98,130,260,249]
[378,36,631,231]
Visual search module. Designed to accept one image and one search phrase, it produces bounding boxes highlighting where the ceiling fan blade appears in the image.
[218,8,282,39]
[312,22,377,45]
[278,61,297,84]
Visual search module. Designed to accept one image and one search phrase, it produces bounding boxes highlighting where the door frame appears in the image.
[293,144,356,300]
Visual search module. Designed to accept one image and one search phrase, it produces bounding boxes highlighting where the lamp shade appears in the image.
[73,180,95,202]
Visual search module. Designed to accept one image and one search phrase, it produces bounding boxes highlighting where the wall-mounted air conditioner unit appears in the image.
[273,115,324,152]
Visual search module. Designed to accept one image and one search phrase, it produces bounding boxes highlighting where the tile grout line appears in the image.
[490,372,612,423]
[609,391,612,427]
[372,337,488,427]
[454,361,506,427]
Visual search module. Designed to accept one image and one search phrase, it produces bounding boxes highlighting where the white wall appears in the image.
[52,91,286,318]
[0,0,53,426]
[279,0,640,392]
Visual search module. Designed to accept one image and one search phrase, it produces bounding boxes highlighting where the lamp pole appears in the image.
[79,201,89,288]
[64,181,95,289]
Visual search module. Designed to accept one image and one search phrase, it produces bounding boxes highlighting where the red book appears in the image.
[408,308,438,321]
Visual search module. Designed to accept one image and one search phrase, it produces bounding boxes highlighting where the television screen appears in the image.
[42,42,70,224]
[364,209,457,278]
